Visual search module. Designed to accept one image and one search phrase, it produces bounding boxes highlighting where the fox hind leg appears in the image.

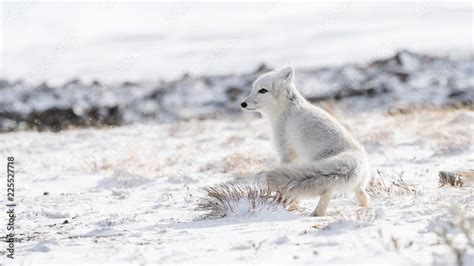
[311,189,333,217]
[355,186,369,207]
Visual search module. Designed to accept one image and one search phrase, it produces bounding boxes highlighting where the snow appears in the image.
[0,50,472,132]
[1,2,471,85]
[0,1,472,264]
[0,108,472,264]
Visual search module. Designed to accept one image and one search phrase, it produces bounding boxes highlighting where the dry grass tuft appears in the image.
[433,205,474,266]
[367,170,422,197]
[197,183,292,218]
[439,170,474,187]
[332,208,380,223]
[386,176,422,196]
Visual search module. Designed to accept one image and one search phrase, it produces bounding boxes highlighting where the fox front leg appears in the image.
[311,189,333,216]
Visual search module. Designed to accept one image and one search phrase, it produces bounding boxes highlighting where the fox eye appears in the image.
[258,88,268,94]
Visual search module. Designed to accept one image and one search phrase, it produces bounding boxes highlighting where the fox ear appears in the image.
[277,66,295,85]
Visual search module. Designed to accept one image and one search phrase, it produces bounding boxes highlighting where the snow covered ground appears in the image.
[0,107,472,264]
[1,1,472,264]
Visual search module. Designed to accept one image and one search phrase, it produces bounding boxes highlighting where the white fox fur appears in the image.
[241,66,371,216]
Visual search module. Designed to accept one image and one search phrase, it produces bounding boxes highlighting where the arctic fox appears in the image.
[241,66,371,216]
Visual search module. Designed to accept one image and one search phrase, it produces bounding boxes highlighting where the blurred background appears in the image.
[0,1,472,131]
[2,1,471,84]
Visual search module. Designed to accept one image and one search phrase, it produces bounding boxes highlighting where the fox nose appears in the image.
[241,102,247,108]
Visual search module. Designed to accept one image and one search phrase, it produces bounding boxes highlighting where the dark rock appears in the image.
[26,107,82,131]
[180,73,190,81]
[371,50,427,69]
[331,83,390,101]
[103,106,121,125]
[5,105,124,132]
[147,87,166,100]
[36,82,51,91]
[439,170,474,187]
[91,80,102,86]
[63,78,81,87]
[122,81,139,87]
[226,86,243,102]
[387,70,410,82]
[0,50,470,132]
[254,63,270,74]
[203,77,214,86]
[0,79,9,89]
[449,90,466,98]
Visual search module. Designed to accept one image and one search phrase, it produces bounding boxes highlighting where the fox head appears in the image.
[241,66,296,113]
